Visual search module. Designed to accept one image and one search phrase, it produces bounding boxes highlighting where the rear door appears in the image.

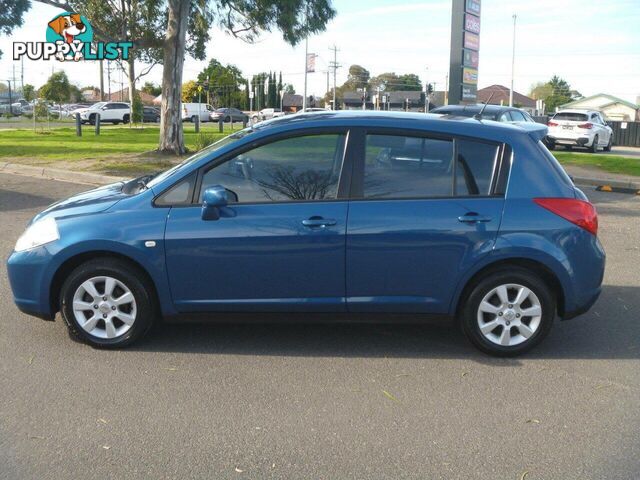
[346,129,508,314]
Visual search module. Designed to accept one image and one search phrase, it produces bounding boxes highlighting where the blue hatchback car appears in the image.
[7,111,605,355]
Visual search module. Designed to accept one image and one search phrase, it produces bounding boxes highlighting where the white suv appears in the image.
[77,102,131,125]
[546,109,613,152]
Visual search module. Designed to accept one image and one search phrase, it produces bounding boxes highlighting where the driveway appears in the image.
[1,172,639,479]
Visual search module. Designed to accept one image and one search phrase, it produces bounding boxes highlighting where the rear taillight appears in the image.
[547,121,558,127]
[534,198,598,235]
[578,122,593,129]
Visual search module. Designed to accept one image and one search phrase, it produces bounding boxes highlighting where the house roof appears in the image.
[82,87,156,104]
[282,93,303,108]
[477,84,536,108]
[560,93,639,111]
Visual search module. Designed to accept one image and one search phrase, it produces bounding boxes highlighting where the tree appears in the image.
[182,80,199,103]
[284,84,295,95]
[141,81,162,97]
[33,0,165,116]
[196,58,245,108]
[22,84,35,102]
[39,71,71,106]
[529,76,575,113]
[345,65,370,90]
[0,0,30,59]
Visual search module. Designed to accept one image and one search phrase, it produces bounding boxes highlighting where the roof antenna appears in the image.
[474,92,494,120]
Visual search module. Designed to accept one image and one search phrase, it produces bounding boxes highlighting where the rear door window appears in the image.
[361,133,502,198]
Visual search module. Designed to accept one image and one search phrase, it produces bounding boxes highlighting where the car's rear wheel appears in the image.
[591,135,599,153]
[123,114,130,124]
[191,115,198,123]
[460,267,555,356]
[60,258,156,348]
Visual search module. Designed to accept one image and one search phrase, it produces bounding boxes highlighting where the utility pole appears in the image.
[20,57,24,93]
[107,60,112,99]
[329,45,340,110]
[424,67,429,113]
[99,60,105,101]
[510,14,517,107]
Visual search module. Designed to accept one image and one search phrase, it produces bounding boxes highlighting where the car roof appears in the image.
[431,104,521,114]
[253,110,547,141]
[554,109,599,114]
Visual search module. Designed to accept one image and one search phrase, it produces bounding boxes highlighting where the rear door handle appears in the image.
[302,217,337,228]
[458,213,492,223]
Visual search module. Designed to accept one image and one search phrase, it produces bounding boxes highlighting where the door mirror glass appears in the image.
[201,185,229,221]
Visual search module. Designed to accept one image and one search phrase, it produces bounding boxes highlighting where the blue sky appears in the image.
[1,0,639,103]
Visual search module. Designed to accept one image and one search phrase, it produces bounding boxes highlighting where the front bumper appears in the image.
[7,247,56,321]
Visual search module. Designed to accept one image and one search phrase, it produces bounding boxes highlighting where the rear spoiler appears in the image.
[514,122,549,142]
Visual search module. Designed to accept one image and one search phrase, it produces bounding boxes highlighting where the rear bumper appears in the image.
[547,135,592,147]
[563,286,601,320]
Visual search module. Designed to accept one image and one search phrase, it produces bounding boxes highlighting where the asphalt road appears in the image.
[1,172,639,480]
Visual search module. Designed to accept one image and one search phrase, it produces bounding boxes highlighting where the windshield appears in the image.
[145,128,254,189]
[91,102,107,110]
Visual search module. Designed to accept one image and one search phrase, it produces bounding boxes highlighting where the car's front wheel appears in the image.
[60,258,156,348]
[460,267,555,356]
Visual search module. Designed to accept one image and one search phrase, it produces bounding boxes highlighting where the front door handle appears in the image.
[302,217,337,228]
[458,213,492,223]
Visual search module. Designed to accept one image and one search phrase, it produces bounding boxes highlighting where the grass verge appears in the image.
[553,151,640,177]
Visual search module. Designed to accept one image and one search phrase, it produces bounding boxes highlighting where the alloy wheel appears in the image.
[476,283,542,347]
[72,276,137,339]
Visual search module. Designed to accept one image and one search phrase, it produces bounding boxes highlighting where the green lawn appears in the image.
[553,151,640,177]
[0,125,235,161]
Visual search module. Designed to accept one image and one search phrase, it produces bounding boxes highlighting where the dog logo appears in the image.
[13,11,132,62]
[46,13,93,61]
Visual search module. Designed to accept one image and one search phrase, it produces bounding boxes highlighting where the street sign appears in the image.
[249,91,254,99]
[197,85,203,93]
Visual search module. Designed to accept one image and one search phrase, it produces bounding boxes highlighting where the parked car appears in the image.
[252,107,285,122]
[546,109,613,152]
[143,106,160,123]
[182,103,213,123]
[76,102,131,125]
[210,107,248,123]
[432,104,538,123]
[7,111,604,356]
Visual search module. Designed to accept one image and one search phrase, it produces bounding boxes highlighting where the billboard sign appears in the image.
[463,49,479,68]
[462,84,477,101]
[463,67,478,85]
[464,32,480,50]
[464,14,481,34]
[465,0,481,15]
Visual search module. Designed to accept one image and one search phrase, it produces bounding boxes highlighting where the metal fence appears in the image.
[532,116,640,147]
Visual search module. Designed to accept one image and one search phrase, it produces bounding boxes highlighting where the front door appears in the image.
[164,132,351,312]
[346,131,507,314]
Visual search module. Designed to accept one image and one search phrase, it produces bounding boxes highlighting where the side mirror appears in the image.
[201,185,228,221]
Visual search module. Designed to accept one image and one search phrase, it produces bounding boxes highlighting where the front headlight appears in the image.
[15,217,60,252]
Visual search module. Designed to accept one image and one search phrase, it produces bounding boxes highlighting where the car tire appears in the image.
[590,135,599,153]
[155,116,160,123]
[60,258,157,349]
[604,136,612,152]
[459,267,555,357]
[123,114,130,124]
[113,120,120,125]
[224,116,230,123]
[89,114,96,126]
[191,115,198,123]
